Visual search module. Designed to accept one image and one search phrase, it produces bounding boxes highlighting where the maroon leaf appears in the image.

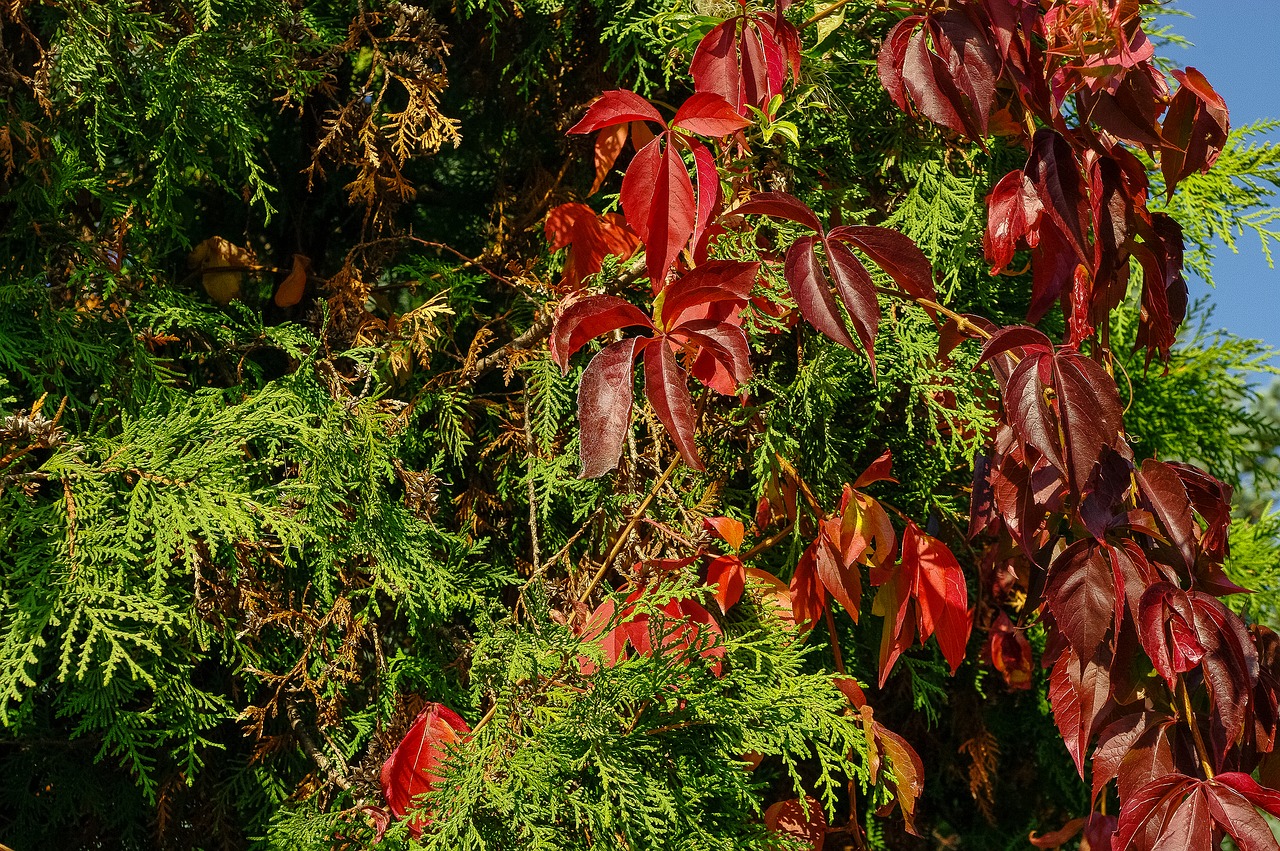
[828,224,938,304]
[569,90,664,134]
[550,294,654,371]
[1092,711,1155,804]
[1135,459,1198,575]
[733,191,825,234]
[643,340,704,470]
[578,337,646,478]
[1114,773,1196,851]
[1045,540,1115,659]
[825,239,880,373]
[1028,129,1089,262]
[675,320,753,394]
[783,236,859,351]
[877,17,922,112]
[977,324,1053,364]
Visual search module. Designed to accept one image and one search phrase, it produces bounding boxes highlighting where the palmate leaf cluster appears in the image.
[2,0,1280,848]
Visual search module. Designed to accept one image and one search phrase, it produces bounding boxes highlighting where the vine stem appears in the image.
[577,455,683,606]
[741,521,796,560]
[1177,677,1215,779]
[824,607,847,675]
[875,285,994,341]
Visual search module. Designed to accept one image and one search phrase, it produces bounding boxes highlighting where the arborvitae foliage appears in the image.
[1,0,1279,849]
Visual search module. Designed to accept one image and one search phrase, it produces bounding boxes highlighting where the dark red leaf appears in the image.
[790,541,826,632]
[977,324,1053,364]
[675,320,753,394]
[643,339,704,470]
[660,260,758,328]
[984,168,1043,273]
[1091,711,1155,804]
[569,90,664,134]
[784,236,858,351]
[578,337,646,478]
[828,224,938,304]
[1135,459,1197,575]
[1160,68,1230,196]
[1028,129,1090,262]
[733,191,825,233]
[825,239,880,372]
[1044,540,1116,660]
[550,294,654,371]
[986,610,1033,690]
[902,25,968,136]
[1114,774,1196,851]
[877,17,922,111]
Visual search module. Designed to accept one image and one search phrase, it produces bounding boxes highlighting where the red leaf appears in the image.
[659,259,757,329]
[985,610,1033,690]
[1161,68,1230,196]
[977,324,1053,364]
[703,516,745,550]
[642,339,704,470]
[790,541,826,632]
[676,320,753,394]
[1091,712,1154,804]
[733,191,825,234]
[671,92,750,137]
[690,20,741,109]
[646,140,698,287]
[690,141,720,261]
[550,294,654,372]
[853,449,897,489]
[1115,774,1197,851]
[578,337,646,478]
[380,703,471,834]
[901,24,968,136]
[590,123,629,196]
[815,520,862,619]
[545,203,642,291]
[705,554,745,613]
[569,90,664,134]
[784,236,858,351]
[764,797,827,850]
[877,17,921,112]
[1028,130,1089,262]
[1135,459,1198,575]
[905,523,970,673]
[984,168,1043,273]
[1049,646,1113,777]
[620,136,664,245]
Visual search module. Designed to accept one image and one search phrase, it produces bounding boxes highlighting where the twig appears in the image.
[741,521,796,560]
[462,313,554,384]
[285,696,353,791]
[1177,677,1215,779]
[824,607,848,675]
[578,455,683,605]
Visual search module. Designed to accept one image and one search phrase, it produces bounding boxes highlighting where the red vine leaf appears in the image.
[643,340,704,470]
[381,703,471,835]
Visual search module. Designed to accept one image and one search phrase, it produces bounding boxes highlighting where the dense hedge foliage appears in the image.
[2,0,1280,848]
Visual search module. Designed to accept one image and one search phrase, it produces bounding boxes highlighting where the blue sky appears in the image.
[1166,1,1280,354]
